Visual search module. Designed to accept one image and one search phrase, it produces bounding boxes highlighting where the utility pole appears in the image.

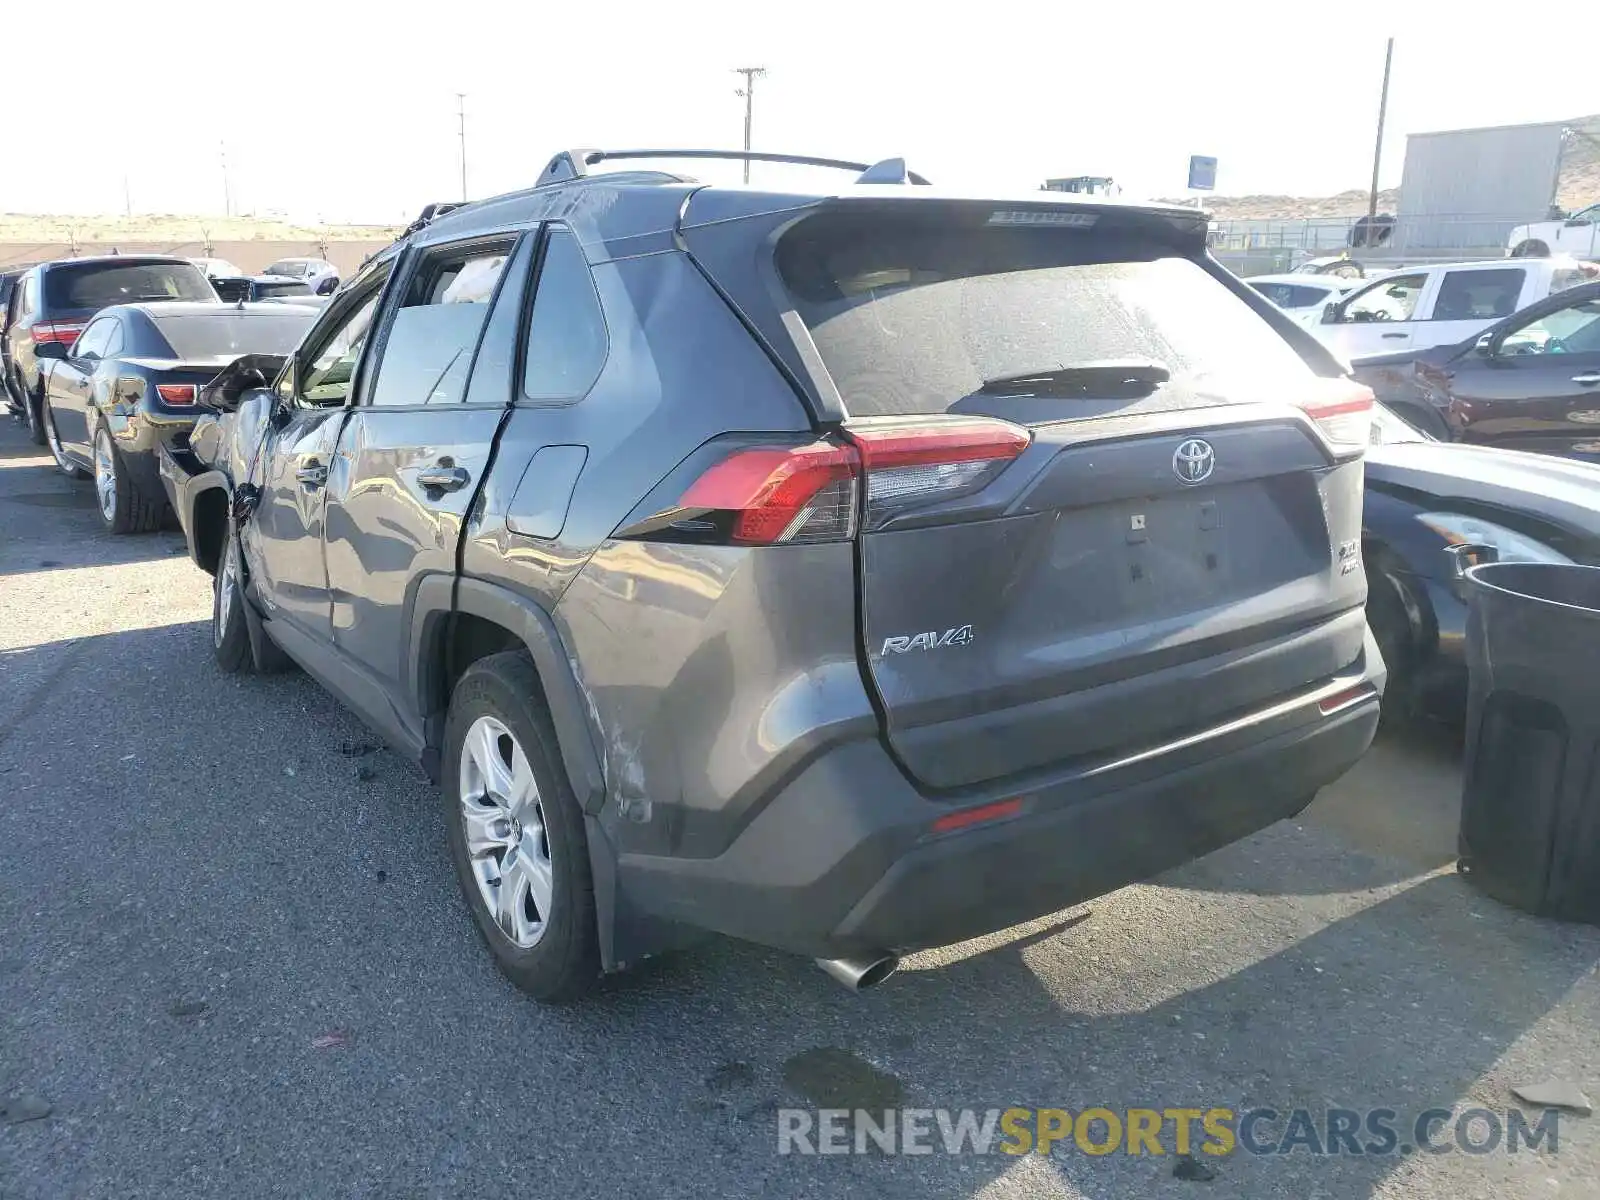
[456,93,468,201]
[1367,38,1394,226]
[733,67,767,184]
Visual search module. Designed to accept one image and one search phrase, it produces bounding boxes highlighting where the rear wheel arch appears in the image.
[410,575,605,812]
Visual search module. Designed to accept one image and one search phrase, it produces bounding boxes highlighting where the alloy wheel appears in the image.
[93,430,117,522]
[458,715,554,948]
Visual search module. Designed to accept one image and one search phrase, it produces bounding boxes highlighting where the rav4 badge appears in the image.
[880,626,976,655]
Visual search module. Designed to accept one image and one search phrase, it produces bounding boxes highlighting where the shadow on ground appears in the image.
[3,617,1597,1199]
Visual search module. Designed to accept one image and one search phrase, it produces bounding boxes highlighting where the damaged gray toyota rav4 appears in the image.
[168,149,1384,1000]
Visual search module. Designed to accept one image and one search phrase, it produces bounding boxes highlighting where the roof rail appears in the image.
[396,201,467,240]
[535,148,931,187]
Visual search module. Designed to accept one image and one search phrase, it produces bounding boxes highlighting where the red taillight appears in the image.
[678,440,860,545]
[156,383,197,405]
[1296,379,1374,455]
[651,417,1030,547]
[847,417,1031,520]
[34,321,87,346]
[930,796,1025,834]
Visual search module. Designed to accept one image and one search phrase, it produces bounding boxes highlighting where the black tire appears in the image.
[1366,567,1416,726]
[43,402,89,479]
[92,424,164,534]
[443,651,600,1001]
[211,530,253,673]
[1511,240,1549,259]
[23,382,46,446]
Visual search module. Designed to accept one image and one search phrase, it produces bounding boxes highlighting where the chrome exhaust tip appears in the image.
[815,953,900,991]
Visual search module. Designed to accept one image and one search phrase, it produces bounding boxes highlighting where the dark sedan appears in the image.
[1352,279,1600,460]
[1363,404,1600,723]
[38,301,316,532]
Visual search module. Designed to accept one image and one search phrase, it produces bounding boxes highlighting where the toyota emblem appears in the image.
[1173,438,1215,484]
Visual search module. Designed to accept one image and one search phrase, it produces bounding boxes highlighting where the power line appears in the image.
[733,67,767,184]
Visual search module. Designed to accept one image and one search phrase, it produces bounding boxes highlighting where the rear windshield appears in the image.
[151,310,315,359]
[45,262,215,310]
[777,213,1316,419]
[257,279,312,296]
[263,261,308,277]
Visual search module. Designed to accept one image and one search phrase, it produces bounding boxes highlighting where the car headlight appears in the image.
[1416,512,1573,580]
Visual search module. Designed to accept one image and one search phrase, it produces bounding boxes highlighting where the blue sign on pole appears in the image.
[1187,155,1218,191]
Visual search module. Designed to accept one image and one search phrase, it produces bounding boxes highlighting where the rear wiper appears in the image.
[978,360,1172,397]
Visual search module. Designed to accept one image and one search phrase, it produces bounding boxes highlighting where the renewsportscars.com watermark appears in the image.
[777,1106,1563,1158]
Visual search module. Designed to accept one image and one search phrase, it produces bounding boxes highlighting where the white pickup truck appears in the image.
[1311,257,1596,361]
[1507,203,1600,259]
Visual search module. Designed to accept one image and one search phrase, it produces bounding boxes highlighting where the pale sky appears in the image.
[9,1,1595,224]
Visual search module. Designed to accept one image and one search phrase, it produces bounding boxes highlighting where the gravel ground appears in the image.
[1,412,1597,1199]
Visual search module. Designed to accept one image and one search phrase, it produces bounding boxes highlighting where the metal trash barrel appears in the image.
[1458,562,1600,923]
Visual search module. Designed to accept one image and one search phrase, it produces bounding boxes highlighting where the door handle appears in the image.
[417,464,471,493]
[1381,333,1407,339]
[295,460,328,487]
[1572,374,1600,386]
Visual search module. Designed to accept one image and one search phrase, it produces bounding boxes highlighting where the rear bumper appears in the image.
[616,645,1384,958]
[112,408,198,505]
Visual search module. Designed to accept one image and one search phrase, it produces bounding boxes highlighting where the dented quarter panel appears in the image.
[556,538,876,860]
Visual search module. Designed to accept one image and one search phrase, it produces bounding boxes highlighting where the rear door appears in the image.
[1421,265,1526,351]
[321,233,519,735]
[771,203,1371,789]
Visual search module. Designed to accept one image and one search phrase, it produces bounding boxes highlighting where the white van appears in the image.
[1312,258,1596,361]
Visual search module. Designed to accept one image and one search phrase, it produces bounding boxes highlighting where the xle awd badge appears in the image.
[881,625,976,655]
[1173,438,1215,484]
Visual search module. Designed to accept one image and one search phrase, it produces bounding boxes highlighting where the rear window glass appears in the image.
[45,262,215,310]
[776,214,1315,419]
[264,261,308,277]
[151,310,315,359]
[1432,268,1524,322]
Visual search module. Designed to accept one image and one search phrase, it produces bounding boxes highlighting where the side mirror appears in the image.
[315,276,339,296]
[198,352,289,411]
[1322,303,1343,325]
[34,341,67,361]
[1474,333,1495,356]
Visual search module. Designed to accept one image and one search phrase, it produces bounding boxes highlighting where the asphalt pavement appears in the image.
[2,413,1597,1199]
